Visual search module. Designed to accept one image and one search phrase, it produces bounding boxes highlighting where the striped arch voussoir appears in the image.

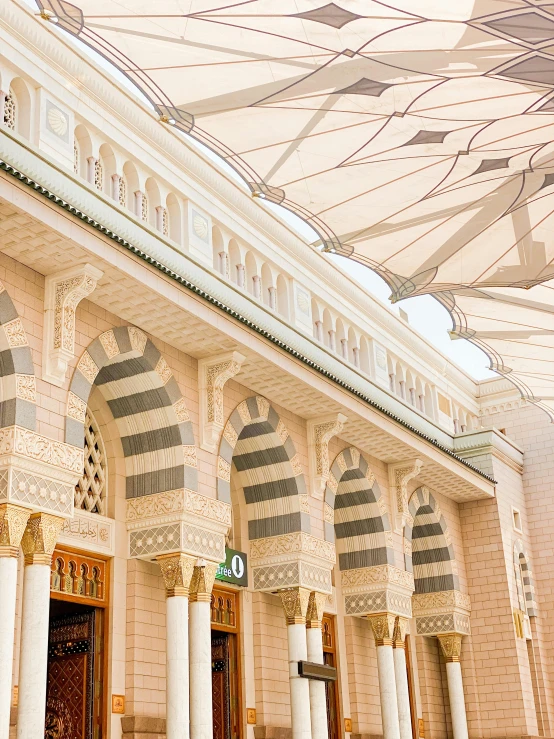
[405,486,458,594]
[0,281,36,430]
[330,446,395,569]
[65,326,197,498]
[216,396,309,540]
[514,539,537,617]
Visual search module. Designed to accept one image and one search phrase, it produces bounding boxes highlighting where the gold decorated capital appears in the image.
[158,553,196,597]
[437,633,463,663]
[393,616,409,649]
[21,512,64,565]
[306,591,327,629]
[0,503,31,557]
[368,612,397,647]
[189,562,219,602]
[279,587,311,625]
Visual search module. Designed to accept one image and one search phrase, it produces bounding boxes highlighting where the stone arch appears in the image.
[326,447,394,569]
[0,280,36,430]
[217,396,309,540]
[65,326,197,498]
[514,539,537,617]
[405,487,458,594]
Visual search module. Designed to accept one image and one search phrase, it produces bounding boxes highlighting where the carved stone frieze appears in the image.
[0,426,84,475]
[340,564,414,592]
[158,552,196,597]
[0,503,31,557]
[21,512,64,565]
[415,612,470,637]
[279,587,311,624]
[129,520,226,563]
[389,459,422,532]
[307,414,346,499]
[249,531,336,565]
[344,590,412,618]
[43,263,103,386]
[368,612,397,646]
[252,560,332,594]
[412,590,471,616]
[199,351,245,452]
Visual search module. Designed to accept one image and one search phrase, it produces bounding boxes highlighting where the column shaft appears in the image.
[306,626,329,739]
[16,563,51,739]
[166,595,190,739]
[288,622,313,739]
[0,556,18,739]
[392,647,413,739]
[376,645,401,739]
[189,599,213,739]
[445,661,469,739]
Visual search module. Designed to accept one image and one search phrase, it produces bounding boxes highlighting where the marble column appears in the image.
[158,553,196,739]
[368,613,401,739]
[306,592,329,739]
[392,618,413,739]
[437,634,469,739]
[0,504,30,739]
[189,562,219,739]
[17,513,64,739]
[279,587,313,739]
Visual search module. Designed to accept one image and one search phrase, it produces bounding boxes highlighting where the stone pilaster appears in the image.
[388,459,422,532]
[307,414,346,499]
[43,263,103,386]
[198,352,245,452]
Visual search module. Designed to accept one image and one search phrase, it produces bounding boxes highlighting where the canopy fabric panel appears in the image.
[36,0,554,417]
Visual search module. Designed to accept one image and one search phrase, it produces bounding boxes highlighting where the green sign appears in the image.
[215,548,248,587]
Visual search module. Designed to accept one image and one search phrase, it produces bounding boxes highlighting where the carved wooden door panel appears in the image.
[212,633,230,739]
[45,612,95,739]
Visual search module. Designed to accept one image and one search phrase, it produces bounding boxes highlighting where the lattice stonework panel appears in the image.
[3,91,16,130]
[75,410,107,514]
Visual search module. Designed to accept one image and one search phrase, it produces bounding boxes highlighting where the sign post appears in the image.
[215,548,248,587]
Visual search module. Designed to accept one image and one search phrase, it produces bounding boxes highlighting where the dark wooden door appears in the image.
[45,612,95,739]
[322,616,341,739]
[212,631,240,739]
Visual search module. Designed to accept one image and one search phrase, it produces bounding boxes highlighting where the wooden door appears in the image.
[322,616,341,739]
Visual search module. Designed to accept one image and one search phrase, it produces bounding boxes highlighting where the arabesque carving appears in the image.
[389,459,422,532]
[249,531,336,565]
[279,587,311,624]
[306,591,327,628]
[189,562,219,602]
[368,612,397,646]
[0,503,31,557]
[21,512,64,565]
[307,414,346,499]
[158,552,196,597]
[437,633,463,662]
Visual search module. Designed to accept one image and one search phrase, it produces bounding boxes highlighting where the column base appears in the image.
[121,716,166,738]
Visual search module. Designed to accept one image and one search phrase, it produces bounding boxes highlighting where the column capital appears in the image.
[20,512,64,565]
[437,633,463,662]
[43,263,103,386]
[389,459,422,532]
[189,561,219,603]
[198,351,245,452]
[393,616,409,649]
[157,552,196,597]
[279,586,311,625]
[368,612,397,647]
[307,414,347,499]
[0,503,31,557]
[306,590,327,629]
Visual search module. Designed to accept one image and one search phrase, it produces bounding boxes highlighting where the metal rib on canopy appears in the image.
[35,0,554,417]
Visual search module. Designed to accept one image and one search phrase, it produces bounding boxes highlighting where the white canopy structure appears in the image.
[37,0,554,418]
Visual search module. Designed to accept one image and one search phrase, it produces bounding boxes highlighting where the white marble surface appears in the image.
[16,563,51,739]
[376,645,401,739]
[0,557,17,739]
[445,661,469,739]
[288,623,312,739]
[393,648,413,739]
[306,626,329,739]
[189,600,213,739]
[166,595,190,739]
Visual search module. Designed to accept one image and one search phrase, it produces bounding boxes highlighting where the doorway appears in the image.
[322,615,341,739]
[211,586,241,739]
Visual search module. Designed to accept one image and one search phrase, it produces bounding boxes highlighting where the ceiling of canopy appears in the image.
[35,0,554,419]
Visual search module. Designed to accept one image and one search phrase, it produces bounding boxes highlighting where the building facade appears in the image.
[0,3,553,739]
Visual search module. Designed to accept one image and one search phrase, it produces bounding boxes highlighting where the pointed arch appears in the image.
[0,281,36,430]
[405,487,458,594]
[65,326,197,498]
[514,539,537,617]
[217,396,309,540]
[326,447,394,569]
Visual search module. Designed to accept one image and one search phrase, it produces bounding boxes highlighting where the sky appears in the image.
[29,2,495,381]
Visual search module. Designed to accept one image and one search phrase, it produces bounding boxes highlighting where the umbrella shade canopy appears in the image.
[35,0,554,417]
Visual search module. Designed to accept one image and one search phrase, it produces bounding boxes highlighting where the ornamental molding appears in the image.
[0,503,31,556]
[253,560,332,595]
[437,633,464,662]
[198,351,245,453]
[126,488,231,533]
[43,263,103,386]
[388,459,422,533]
[415,612,471,637]
[279,587,311,624]
[249,531,336,566]
[158,552,196,597]
[129,520,226,563]
[368,612,397,646]
[58,510,115,556]
[340,564,414,594]
[344,590,412,618]
[412,590,471,617]
[307,413,346,499]
[21,512,64,565]
[0,425,84,476]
